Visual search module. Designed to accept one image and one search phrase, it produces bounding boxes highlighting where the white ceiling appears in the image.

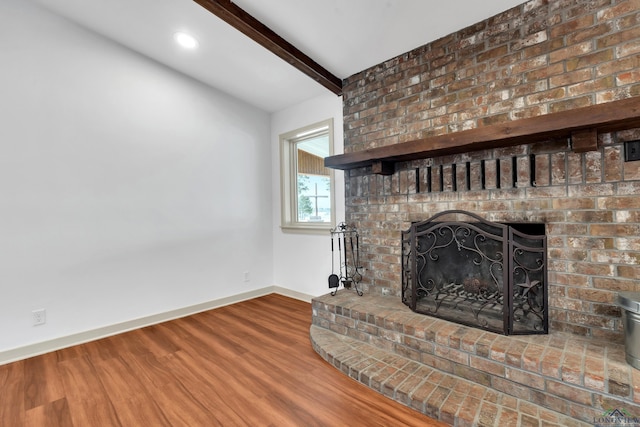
[32,0,525,113]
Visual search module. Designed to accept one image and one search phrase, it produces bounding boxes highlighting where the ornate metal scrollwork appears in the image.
[402,210,547,335]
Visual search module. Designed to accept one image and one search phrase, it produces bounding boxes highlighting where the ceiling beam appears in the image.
[193,0,343,96]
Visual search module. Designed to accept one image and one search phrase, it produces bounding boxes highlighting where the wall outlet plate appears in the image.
[625,140,640,162]
[32,309,46,326]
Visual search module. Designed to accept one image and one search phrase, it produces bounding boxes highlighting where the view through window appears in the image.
[296,136,331,222]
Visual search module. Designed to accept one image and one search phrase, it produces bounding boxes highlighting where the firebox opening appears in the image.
[402,210,548,336]
[506,222,545,236]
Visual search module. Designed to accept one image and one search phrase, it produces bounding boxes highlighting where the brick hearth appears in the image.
[311,290,640,426]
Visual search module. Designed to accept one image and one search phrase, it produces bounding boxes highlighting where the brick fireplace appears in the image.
[311,0,640,424]
[338,0,640,343]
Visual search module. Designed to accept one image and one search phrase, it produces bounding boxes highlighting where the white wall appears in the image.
[0,0,273,352]
[271,95,345,297]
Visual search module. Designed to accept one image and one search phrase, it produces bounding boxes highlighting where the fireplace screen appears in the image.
[402,210,548,335]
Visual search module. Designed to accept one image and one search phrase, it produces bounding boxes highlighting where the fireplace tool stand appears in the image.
[329,222,363,296]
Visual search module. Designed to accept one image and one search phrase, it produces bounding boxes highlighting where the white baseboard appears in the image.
[0,286,314,366]
[272,285,314,303]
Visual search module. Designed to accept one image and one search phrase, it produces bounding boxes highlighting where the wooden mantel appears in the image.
[325,96,640,174]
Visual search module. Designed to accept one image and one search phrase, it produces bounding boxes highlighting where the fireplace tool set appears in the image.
[329,222,363,296]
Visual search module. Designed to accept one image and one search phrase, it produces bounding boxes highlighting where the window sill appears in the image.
[280,223,333,235]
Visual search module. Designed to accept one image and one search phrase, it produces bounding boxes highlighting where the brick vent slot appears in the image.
[402,210,548,335]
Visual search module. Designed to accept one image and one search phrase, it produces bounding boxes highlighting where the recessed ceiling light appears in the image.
[174,32,199,49]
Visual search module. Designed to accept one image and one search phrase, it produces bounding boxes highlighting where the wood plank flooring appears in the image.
[1,294,446,426]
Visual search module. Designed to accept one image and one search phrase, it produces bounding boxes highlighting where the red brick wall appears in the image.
[342,0,640,340]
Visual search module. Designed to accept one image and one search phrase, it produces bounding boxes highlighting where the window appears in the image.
[280,119,335,233]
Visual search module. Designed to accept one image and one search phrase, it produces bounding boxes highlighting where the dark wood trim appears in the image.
[372,160,394,175]
[193,0,343,95]
[326,96,640,173]
[571,128,598,153]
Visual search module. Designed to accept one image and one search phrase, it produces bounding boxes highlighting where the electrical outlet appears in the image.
[32,309,46,326]
[625,140,640,162]
[243,271,250,282]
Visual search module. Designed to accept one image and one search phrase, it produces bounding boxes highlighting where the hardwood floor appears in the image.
[1,294,446,426]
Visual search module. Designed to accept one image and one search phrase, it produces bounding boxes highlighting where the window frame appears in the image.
[279,118,336,234]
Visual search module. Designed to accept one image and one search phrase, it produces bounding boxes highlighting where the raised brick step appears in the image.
[311,326,587,426]
[311,290,640,426]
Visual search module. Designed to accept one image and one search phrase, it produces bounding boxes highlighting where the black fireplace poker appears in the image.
[329,222,363,296]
